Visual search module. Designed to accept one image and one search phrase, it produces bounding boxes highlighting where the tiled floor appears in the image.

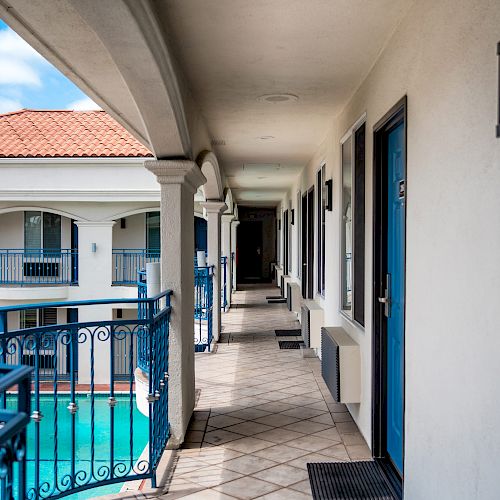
[158,284,371,499]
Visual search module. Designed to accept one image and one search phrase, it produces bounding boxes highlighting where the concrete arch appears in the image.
[109,207,160,220]
[197,151,224,201]
[0,206,86,221]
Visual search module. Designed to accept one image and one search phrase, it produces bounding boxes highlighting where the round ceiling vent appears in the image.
[257,93,298,103]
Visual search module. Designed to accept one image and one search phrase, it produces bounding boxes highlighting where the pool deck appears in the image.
[98,284,370,500]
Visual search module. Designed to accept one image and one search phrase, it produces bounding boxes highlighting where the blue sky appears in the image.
[0,19,99,113]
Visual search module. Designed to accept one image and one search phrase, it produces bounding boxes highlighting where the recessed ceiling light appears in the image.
[257,93,299,103]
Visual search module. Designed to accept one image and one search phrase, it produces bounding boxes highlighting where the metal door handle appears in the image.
[378,297,389,304]
[379,274,391,318]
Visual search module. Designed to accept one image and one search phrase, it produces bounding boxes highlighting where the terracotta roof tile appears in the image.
[0,109,153,158]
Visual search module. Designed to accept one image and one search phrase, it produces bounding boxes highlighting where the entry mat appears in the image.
[275,328,302,337]
[278,340,305,349]
[266,295,283,300]
[307,461,398,500]
[268,298,287,304]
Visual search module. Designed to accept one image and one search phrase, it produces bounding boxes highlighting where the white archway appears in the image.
[197,151,224,201]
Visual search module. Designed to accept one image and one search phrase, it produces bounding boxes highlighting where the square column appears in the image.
[221,214,234,308]
[74,221,115,385]
[146,159,206,447]
[231,220,240,291]
[201,201,227,342]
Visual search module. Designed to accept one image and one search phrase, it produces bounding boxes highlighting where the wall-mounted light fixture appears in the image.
[325,179,333,211]
[91,243,97,253]
[120,218,126,229]
[291,209,295,225]
[497,42,500,138]
[278,220,281,230]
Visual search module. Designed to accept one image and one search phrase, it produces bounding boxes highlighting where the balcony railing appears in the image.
[112,249,160,285]
[221,256,227,310]
[0,364,32,500]
[0,291,172,499]
[194,266,213,352]
[0,249,78,286]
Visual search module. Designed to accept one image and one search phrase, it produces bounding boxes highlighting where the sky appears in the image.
[0,19,100,113]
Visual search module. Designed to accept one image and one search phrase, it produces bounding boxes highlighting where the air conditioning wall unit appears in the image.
[321,327,360,403]
[300,300,323,349]
[286,282,301,313]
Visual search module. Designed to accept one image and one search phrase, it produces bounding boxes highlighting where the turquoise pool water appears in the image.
[8,394,149,499]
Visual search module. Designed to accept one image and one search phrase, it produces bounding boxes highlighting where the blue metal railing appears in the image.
[221,257,227,311]
[231,252,235,291]
[137,271,148,372]
[0,364,32,500]
[0,250,78,286]
[112,250,160,285]
[194,266,213,352]
[0,291,172,499]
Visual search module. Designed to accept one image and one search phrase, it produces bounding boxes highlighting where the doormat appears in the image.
[266,295,283,300]
[268,298,287,304]
[275,329,302,336]
[307,461,398,500]
[278,340,305,349]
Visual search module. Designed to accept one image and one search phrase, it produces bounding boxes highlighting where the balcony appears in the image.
[0,249,78,286]
[0,290,172,498]
[112,249,160,285]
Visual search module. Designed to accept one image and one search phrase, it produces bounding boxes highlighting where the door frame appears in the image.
[301,193,308,298]
[372,96,407,492]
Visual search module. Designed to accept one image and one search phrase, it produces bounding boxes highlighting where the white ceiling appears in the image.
[158,0,413,205]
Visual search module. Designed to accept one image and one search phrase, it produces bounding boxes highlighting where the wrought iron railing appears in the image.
[194,266,213,352]
[231,252,235,291]
[112,250,160,285]
[0,250,78,286]
[0,290,172,499]
[137,271,148,373]
[221,256,227,311]
[0,364,32,500]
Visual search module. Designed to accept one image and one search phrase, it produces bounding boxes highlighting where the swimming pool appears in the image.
[9,393,149,499]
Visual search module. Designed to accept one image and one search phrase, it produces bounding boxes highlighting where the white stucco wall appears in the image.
[287,0,500,498]
[112,212,149,249]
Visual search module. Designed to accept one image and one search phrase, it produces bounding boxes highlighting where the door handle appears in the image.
[379,274,391,318]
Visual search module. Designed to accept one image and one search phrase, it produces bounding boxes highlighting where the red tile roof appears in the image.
[0,109,153,158]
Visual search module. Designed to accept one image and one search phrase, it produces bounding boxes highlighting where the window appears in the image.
[24,211,61,251]
[341,121,366,326]
[20,308,57,329]
[146,212,160,253]
[317,165,326,295]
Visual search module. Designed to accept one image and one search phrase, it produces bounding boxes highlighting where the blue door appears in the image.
[386,121,405,474]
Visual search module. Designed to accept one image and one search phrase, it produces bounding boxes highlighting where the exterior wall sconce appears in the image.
[291,209,295,225]
[325,179,333,211]
[91,243,97,253]
[278,220,281,230]
[497,42,500,138]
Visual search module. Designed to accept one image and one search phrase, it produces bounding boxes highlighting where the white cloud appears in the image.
[0,57,41,86]
[0,28,46,87]
[66,96,101,111]
[0,97,22,113]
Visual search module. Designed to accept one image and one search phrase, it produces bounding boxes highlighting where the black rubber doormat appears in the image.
[278,340,304,349]
[268,298,287,304]
[266,295,283,300]
[307,461,397,500]
[275,329,302,336]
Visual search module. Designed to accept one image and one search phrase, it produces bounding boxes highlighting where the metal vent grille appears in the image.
[211,139,226,146]
[321,328,340,402]
[301,305,310,348]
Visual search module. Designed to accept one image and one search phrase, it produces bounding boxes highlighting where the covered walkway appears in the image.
[160,285,370,499]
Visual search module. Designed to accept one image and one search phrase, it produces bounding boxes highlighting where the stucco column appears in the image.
[221,214,234,308]
[200,202,227,342]
[74,221,115,385]
[146,159,206,447]
[231,220,240,291]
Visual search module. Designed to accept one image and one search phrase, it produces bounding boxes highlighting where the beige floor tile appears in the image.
[224,421,274,437]
[253,444,310,463]
[308,413,335,425]
[226,408,272,420]
[223,436,275,453]
[179,489,238,499]
[285,452,346,470]
[279,407,327,420]
[251,463,309,487]
[317,443,351,461]
[213,476,280,500]
[253,414,300,427]
[204,429,245,445]
[222,454,278,474]
[208,415,246,429]
[178,465,243,488]
[346,444,372,460]
[339,432,367,446]
[332,412,353,423]
[254,488,311,499]
[336,421,360,434]
[281,420,331,435]
[252,427,305,444]
[288,479,312,495]
[311,427,341,442]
